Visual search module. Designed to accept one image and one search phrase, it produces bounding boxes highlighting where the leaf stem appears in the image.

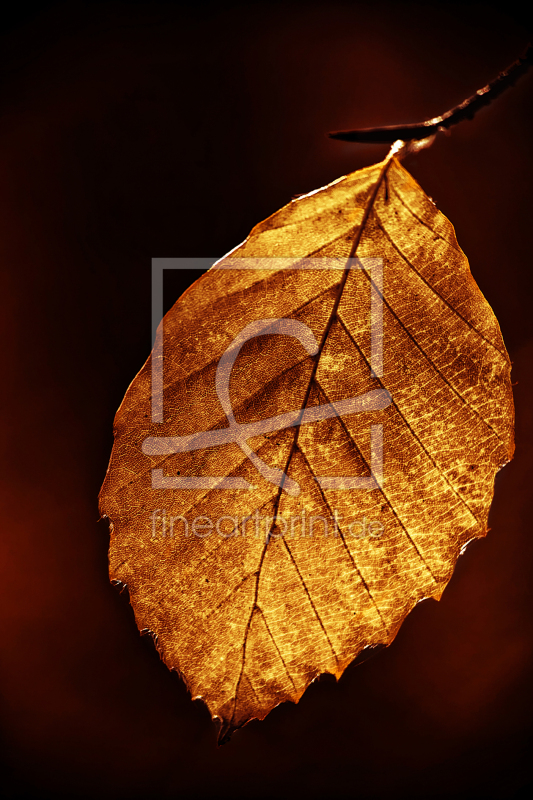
[328,42,532,144]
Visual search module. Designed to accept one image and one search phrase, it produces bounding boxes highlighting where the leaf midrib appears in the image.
[228,154,395,733]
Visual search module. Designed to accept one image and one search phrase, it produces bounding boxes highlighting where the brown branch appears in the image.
[328,43,532,144]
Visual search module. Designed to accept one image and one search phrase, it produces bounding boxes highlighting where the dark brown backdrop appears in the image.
[1,2,532,797]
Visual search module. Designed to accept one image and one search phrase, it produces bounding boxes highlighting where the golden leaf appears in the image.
[99,149,514,742]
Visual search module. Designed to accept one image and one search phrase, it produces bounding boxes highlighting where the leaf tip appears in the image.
[214,715,236,746]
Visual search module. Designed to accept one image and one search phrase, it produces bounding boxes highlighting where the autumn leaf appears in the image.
[99,147,514,742]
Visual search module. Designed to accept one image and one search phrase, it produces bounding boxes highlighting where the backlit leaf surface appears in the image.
[99,152,514,741]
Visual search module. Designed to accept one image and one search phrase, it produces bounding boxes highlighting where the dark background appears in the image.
[1,1,532,798]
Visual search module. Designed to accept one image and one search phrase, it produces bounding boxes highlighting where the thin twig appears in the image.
[328,43,532,144]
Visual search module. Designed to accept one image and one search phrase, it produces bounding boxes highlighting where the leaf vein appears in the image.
[356,266,507,446]
[282,536,339,662]
[297,442,389,633]
[257,606,297,692]
[388,183,461,252]
[372,208,505,357]
[336,315,483,527]
[312,378,438,585]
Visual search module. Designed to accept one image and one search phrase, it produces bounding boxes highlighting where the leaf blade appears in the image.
[99,153,514,740]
